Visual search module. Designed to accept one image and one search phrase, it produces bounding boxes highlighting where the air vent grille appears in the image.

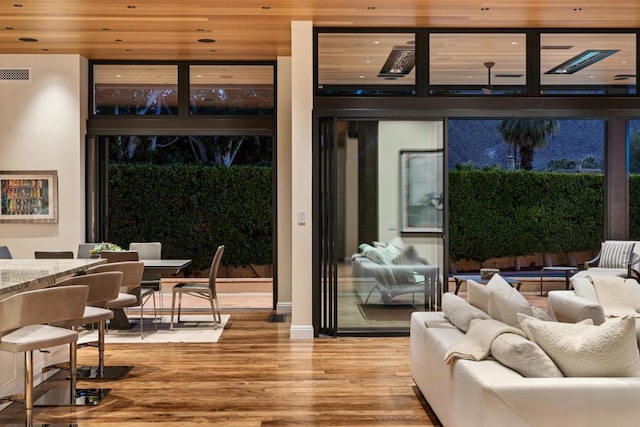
[0,68,31,81]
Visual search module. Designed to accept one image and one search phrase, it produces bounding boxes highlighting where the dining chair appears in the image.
[85,260,155,339]
[170,245,224,330]
[0,286,88,424]
[101,250,139,263]
[129,242,163,312]
[49,272,121,398]
[77,243,95,259]
[34,250,75,259]
[0,245,12,259]
[53,271,132,381]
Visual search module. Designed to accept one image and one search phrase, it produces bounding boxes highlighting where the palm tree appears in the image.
[497,119,559,170]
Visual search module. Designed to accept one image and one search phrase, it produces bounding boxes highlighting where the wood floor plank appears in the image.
[0,310,440,426]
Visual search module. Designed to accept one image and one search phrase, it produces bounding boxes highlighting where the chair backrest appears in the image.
[101,250,139,263]
[208,245,225,294]
[129,242,161,260]
[0,285,89,337]
[85,261,144,294]
[54,271,123,308]
[77,243,95,259]
[0,245,12,259]
[34,251,75,259]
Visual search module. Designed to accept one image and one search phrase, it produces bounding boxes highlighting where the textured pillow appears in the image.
[518,313,640,377]
[442,292,491,332]
[488,292,533,328]
[490,332,564,378]
[599,241,635,268]
[467,280,491,313]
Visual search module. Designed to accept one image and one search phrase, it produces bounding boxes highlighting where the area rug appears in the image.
[78,314,230,344]
[357,303,417,322]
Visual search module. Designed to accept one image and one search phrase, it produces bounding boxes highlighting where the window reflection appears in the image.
[429,33,526,94]
[540,34,636,94]
[93,65,178,115]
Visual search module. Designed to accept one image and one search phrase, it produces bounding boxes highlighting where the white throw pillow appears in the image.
[531,306,554,321]
[518,313,640,377]
[442,292,491,332]
[624,278,640,312]
[488,292,533,328]
[467,280,491,313]
[490,332,564,378]
[486,274,529,305]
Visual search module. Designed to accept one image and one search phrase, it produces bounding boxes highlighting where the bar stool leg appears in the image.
[25,350,34,425]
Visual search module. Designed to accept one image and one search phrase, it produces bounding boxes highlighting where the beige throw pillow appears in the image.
[442,292,491,332]
[486,274,529,305]
[467,280,491,313]
[518,313,640,377]
[488,292,533,328]
[490,332,563,378]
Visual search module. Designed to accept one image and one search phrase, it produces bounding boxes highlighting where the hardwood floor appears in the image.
[0,310,440,426]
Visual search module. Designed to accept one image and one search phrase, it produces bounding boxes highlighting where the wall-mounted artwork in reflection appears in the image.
[0,170,58,223]
[400,150,443,233]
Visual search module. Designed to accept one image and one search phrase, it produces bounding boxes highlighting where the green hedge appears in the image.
[449,170,604,261]
[108,164,272,272]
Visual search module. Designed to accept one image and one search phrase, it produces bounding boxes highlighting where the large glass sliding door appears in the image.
[318,118,445,336]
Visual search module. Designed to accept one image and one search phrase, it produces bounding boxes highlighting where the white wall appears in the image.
[276,56,293,313]
[378,121,444,268]
[289,21,314,338]
[0,55,88,258]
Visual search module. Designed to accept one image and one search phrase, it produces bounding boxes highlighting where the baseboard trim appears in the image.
[276,302,292,313]
[290,324,314,339]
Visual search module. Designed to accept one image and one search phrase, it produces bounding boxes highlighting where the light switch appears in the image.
[297,210,306,225]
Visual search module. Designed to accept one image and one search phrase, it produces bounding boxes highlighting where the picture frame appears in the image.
[400,150,443,233]
[0,170,58,223]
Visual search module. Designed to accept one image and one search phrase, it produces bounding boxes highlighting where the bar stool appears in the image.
[53,271,129,382]
[0,286,88,426]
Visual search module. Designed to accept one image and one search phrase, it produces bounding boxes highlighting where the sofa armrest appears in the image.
[547,290,606,325]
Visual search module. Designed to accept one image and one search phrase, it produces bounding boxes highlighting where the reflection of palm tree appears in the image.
[497,119,559,170]
[420,192,443,210]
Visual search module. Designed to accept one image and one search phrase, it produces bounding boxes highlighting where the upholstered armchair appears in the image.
[578,240,640,279]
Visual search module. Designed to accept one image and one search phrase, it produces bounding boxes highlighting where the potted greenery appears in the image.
[89,242,122,256]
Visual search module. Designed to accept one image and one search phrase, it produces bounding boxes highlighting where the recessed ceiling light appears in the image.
[13,4,23,7]
[511,41,518,45]
[102,28,110,31]
[480,7,490,11]
[622,61,627,64]
[196,74,203,78]
[116,74,122,78]
[125,49,133,52]
[198,38,216,43]
[41,48,49,51]
[365,60,371,64]
[127,5,136,9]
[468,76,473,79]
[261,5,271,9]
[115,39,123,42]
[209,49,217,53]
[5,27,14,30]
[196,28,205,32]
[573,7,582,11]
[359,75,365,79]
[19,37,38,42]
[373,41,379,45]
[367,6,376,10]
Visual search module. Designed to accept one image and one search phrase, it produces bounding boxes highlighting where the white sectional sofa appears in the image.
[410,276,640,427]
[410,310,640,427]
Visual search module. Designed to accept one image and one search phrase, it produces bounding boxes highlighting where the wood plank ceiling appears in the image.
[1,1,638,86]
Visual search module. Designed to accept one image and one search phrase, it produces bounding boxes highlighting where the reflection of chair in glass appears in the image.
[86,261,155,338]
[77,243,95,259]
[0,286,88,425]
[34,250,74,259]
[54,271,132,380]
[129,242,163,312]
[170,245,224,330]
[0,245,12,259]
